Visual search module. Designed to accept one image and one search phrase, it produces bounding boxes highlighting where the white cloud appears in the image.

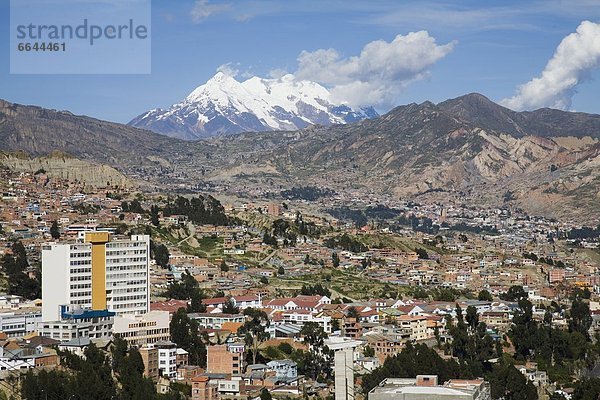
[268,68,288,79]
[295,31,456,108]
[216,62,239,77]
[501,20,600,111]
[190,0,230,23]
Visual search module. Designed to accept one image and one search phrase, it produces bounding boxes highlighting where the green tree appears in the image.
[151,241,170,269]
[331,319,340,332]
[170,308,207,367]
[260,388,272,400]
[1,253,18,277]
[187,290,207,313]
[477,290,493,302]
[300,322,327,348]
[21,370,74,400]
[572,378,600,400]
[112,336,128,373]
[510,298,537,360]
[466,306,479,330]
[2,244,40,300]
[364,345,375,357]
[222,298,240,314]
[277,266,285,275]
[332,252,340,268]
[346,306,360,319]
[12,241,29,271]
[488,361,537,400]
[500,285,528,302]
[415,248,429,259]
[300,283,331,297]
[278,342,293,354]
[150,205,160,227]
[262,232,278,247]
[569,298,592,338]
[162,195,228,226]
[21,337,176,400]
[50,220,60,239]
[165,270,198,300]
[238,308,270,365]
[220,260,229,272]
[361,343,461,394]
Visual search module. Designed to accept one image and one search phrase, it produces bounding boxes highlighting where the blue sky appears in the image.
[1,0,600,123]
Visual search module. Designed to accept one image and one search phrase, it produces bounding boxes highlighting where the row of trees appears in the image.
[509,293,595,383]
[300,283,331,297]
[21,339,184,400]
[0,241,41,300]
[263,215,323,249]
[121,199,145,213]
[362,305,538,400]
[280,186,335,201]
[324,233,368,253]
[162,195,229,226]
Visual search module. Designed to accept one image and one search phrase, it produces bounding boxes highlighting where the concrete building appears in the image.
[267,203,281,217]
[0,347,36,376]
[282,310,332,333]
[217,378,242,396]
[189,312,245,330]
[41,232,150,321]
[549,268,566,284]
[267,359,298,379]
[201,295,262,311]
[368,376,491,400]
[206,343,245,375]
[192,376,218,400]
[481,311,511,332]
[342,317,362,339]
[140,345,160,381]
[156,341,178,379]
[397,315,428,342]
[326,337,362,400]
[37,308,114,342]
[113,310,170,346]
[0,309,42,338]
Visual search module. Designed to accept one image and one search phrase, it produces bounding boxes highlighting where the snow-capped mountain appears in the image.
[129,72,378,140]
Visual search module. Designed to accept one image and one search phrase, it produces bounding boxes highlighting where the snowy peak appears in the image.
[186,71,245,103]
[129,72,378,140]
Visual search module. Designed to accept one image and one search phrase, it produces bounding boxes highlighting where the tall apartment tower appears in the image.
[41,232,150,322]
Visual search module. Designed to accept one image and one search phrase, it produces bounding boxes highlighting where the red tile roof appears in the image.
[151,299,188,313]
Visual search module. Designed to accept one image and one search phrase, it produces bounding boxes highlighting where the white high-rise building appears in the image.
[41,232,150,322]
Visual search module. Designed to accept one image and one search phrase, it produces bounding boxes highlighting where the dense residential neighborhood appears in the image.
[0,167,599,399]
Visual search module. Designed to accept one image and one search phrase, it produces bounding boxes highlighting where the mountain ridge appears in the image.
[2,94,600,222]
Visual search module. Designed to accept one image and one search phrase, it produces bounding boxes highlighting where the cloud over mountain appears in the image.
[295,31,456,108]
[502,20,600,111]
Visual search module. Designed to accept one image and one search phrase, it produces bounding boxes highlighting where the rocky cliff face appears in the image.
[0,152,134,189]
